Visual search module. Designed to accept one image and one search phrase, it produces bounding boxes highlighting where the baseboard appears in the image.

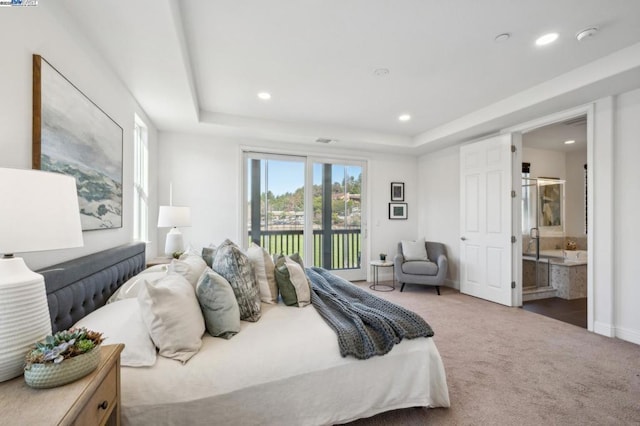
[593,321,615,337]
[614,326,640,345]
[445,279,459,290]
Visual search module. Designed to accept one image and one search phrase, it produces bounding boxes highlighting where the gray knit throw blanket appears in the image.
[306,267,434,360]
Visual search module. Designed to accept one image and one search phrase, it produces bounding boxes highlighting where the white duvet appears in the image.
[119,303,450,425]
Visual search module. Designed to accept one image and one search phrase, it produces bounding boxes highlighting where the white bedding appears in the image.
[119,302,450,425]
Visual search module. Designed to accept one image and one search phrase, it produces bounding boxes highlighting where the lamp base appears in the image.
[0,257,52,382]
[164,227,185,256]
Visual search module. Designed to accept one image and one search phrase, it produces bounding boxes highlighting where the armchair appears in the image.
[394,240,448,294]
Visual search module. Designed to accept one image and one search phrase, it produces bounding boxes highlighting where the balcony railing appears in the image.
[250,228,361,270]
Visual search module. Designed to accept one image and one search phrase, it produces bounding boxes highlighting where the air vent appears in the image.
[564,116,587,126]
[315,138,335,144]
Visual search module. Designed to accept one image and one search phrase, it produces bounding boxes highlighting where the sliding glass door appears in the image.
[244,152,366,281]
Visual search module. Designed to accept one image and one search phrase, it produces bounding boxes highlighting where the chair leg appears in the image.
[436,286,440,296]
[400,283,406,292]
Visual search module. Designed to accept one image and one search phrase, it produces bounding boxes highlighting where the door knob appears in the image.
[460,237,467,241]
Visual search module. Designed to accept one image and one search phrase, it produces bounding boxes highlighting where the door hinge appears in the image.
[511,190,516,198]
[511,236,517,243]
[511,145,517,153]
[511,281,516,289]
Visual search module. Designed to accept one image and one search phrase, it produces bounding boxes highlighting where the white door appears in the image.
[460,134,514,306]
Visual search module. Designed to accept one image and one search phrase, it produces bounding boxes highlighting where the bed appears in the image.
[41,242,450,425]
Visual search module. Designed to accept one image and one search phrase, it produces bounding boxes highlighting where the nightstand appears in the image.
[146,256,172,268]
[0,344,124,425]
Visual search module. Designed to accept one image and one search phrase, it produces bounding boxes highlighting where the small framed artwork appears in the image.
[389,203,408,220]
[391,182,404,201]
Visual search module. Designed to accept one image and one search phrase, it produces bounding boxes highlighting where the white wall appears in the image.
[613,88,640,344]
[0,4,158,269]
[417,146,460,288]
[522,147,567,181]
[565,149,587,238]
[157,132,418,281]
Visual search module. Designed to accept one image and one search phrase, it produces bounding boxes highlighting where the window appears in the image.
[133,115,149,241]
[244,151,366,280]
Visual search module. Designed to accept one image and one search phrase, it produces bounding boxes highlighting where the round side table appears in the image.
[369,260,395,291]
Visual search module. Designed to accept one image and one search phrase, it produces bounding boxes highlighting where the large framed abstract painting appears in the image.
[32,55,123,231]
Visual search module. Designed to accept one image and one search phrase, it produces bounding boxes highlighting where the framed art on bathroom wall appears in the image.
[538,178,564,236]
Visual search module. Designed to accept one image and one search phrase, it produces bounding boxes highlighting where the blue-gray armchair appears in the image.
[394,241,448,294]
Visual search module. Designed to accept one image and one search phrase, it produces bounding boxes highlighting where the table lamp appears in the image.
[0,168,84,382]
[158,205,191,256]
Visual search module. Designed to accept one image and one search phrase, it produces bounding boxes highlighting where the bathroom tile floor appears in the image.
[522,297,587,328]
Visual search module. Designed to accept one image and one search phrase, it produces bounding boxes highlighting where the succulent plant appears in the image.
[25,328,104,368]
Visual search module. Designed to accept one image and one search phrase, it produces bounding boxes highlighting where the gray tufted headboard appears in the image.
[38,242,146,333]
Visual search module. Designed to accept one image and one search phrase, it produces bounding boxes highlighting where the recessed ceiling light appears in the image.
[494,33,511,43]
[373,68,389,76]
[398,114,411,122]
[257,92,271,100]
[564,140,575,145]
[535,32,559,46]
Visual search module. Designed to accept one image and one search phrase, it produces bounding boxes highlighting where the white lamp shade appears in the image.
[158,206,191,228]
[0,168,83,254]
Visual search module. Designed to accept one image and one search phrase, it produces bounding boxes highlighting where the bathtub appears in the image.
[523,249,587,264]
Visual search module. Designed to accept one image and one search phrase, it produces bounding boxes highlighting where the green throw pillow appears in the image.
[274,253,311,307]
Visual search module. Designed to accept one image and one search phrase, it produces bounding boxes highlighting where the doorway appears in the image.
[518,115,588,328]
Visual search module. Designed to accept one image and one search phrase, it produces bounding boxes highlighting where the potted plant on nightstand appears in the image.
[24,328,104,389]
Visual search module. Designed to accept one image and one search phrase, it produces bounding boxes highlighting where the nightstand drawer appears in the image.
[73,363,117,426]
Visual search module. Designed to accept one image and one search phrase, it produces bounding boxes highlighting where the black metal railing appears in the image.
[250,228,361,270]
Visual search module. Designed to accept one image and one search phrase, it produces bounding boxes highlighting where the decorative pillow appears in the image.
[196,268,241,339]
[107,264,168,303]
[246,243,278,304]
[402,238,429,261]
[202,245,217,268]
[274,254,311,307]
[211,239,261,322]
[169,253,208,287]
[137,274,205,363]
[74,298,156,367]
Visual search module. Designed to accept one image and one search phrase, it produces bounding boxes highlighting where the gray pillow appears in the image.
[196,268,241,339]
[202,245,217,268]
[211,240,261,322]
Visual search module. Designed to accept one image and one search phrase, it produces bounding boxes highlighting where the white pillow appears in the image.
[107,264,168,303]
[169,254,208,287]
[246,243,278,304]
[138,274,205,363]
[74,298,156,367]
[401,238,429,261]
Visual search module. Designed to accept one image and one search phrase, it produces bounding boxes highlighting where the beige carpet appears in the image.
[345,283,640,426]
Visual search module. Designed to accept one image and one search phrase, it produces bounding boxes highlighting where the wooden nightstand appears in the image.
[146,256,172,268]
[0,344,124,425]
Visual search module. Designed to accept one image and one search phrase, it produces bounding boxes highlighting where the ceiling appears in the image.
[523,116,587,153]
[61,0,640,153]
